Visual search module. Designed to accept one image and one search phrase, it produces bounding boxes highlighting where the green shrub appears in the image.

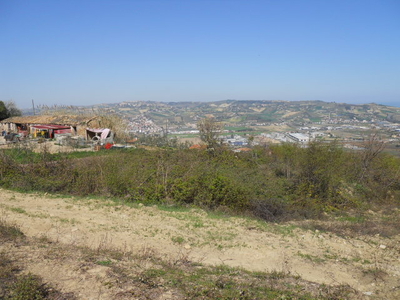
[10,274,46,300]
[1,141,399,220]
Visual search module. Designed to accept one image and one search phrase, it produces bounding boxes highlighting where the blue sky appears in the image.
[1,0,399,109]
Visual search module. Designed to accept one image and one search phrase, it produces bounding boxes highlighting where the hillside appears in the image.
[24,100,400,129]
[1,189,399,299]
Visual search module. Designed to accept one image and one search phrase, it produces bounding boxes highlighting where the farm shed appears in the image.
[0,115,102,139]
[30,125,72,138]
[86,128,114,144]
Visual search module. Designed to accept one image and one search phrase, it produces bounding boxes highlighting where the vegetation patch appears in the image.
[0,222,76,300]
[0,220,25,242]
[1,139,399,228]
[299,207,400,238]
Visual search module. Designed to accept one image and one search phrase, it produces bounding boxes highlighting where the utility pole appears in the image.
[32,99,36,115]
[165,119,168,140]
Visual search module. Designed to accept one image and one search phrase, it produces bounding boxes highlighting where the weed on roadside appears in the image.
[9,207,26,214]
[0,220,25,242]
[298,207,400,238]
[0,220,78,299]
[9,273,47,300]
[297,251,326,264]
[96,260,113,266]
[171,236,185,244]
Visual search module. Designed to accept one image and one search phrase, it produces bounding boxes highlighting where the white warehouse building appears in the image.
[287,133,309,143]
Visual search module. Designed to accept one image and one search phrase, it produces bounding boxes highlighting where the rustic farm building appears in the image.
[0,115,103,139]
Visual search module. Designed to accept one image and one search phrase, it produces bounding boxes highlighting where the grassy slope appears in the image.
[0,212,358,300]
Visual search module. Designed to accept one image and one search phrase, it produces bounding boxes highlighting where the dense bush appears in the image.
[0,141,399,220]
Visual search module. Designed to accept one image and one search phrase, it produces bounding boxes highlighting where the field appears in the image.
[1,188,399,299]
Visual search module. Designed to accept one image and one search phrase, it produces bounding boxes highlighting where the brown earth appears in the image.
[1,189,399,299]
[0,139,94,153]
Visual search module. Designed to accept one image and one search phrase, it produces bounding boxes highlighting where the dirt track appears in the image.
[1,188,399,299]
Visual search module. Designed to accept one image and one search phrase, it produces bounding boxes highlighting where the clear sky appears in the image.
[1,0,399,109]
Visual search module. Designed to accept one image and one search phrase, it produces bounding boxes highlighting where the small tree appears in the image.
[197,117,222,149]
[0,100,22,121]
[0,101,8,120]
[5,100,22,118]
[358,132,386,182]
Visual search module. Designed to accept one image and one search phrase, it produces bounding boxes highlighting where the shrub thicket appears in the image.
[0,141,399,220]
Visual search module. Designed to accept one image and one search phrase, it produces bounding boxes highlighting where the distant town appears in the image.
[20,100,400,155]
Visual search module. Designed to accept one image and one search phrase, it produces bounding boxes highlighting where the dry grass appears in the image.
[0,220,360,300]
[297,205,400,238]
[0,221,76,300]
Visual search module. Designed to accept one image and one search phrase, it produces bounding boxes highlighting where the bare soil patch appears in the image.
[1,189,399,299]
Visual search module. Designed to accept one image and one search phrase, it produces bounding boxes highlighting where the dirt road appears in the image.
[1,189,399,299]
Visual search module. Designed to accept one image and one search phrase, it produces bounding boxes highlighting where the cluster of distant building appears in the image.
[260,132,311,144]
[127,115,161,134]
